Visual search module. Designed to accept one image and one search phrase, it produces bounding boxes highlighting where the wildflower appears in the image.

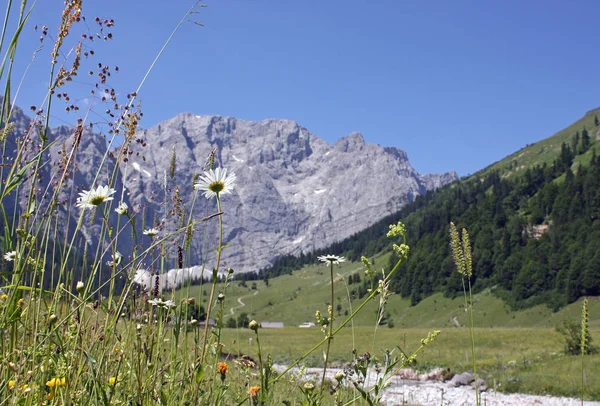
[113,341,126,354]
[249,320,259,331]
[190,318,198,326]
[582,298,589,356]
[387,221,406,238]
[334,371,345,382]
[248,385,260,398]
[106,251,123,266]
[4,251,18,261]
[48,314,58,324]
[1,293,8,300]
[47,391,54,400]
[361,256,372,276]
[217,293,225,302]
[76,281,85,293]
[143,228,159,237]
[76,185,116,209]
[449,223,472,277]
[46,377,66,387]
[217,362,228,374]
[115,201,129,215]
[303,382,315,391]
[217,362,228,381]
[317,254,345,265]
[148,298,176,309]
[8,380,15,389]
[393,243,410,259]
[108,376,117,386]
[21,384,30,393]
[194,167,236,199]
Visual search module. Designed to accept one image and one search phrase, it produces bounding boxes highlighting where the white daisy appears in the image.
[143,228,159,237]
[148,298,177,309]
[4,251,18,261]
[194,167,236,199]
[317,254,346,265]
[76,281,85,293]
[76,185,116,209]
[106,251,123,267]
[115,202,129,215]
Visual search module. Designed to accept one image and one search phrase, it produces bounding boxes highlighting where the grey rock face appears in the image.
[121,113,458,273]
[3,106,457,274]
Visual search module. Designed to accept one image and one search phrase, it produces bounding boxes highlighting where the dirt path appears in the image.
[230,290,259,316]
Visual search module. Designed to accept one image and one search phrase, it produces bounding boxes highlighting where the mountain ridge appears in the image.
[3,106,457,275]
[123,113,457,273]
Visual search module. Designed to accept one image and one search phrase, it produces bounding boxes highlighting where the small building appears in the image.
[260,321,284,329]
[198,318,216,328]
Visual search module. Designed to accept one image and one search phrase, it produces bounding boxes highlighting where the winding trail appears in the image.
[230,290,259,316]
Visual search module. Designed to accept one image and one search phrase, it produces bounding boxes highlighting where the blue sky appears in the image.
[10,0,600,176]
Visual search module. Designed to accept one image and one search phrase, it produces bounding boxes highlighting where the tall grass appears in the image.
[0,2,442,405]
[449,222,478,405]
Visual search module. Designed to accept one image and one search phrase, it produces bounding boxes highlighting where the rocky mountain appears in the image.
[3,107,457,274]
[123,113,457,273]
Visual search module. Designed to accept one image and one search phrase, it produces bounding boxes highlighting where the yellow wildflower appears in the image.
[46,377,66,387]
[108,377,117,386]
[8,380,15,389]
[0,293,8,300]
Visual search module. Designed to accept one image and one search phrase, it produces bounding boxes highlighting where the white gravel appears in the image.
[382,377,600,406]
[273,364,600,406]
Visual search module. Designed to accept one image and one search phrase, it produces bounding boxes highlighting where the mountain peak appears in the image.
[333,132,365,152]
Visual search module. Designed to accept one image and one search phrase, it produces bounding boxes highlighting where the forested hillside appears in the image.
[246,115,600,311]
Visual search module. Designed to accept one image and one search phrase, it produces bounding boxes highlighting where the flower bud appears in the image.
[249,320,259,331]
[76,281,85,294]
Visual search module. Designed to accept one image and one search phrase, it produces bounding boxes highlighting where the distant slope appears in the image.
[183,256,600,329]
[246,108,600,310]
[478,107,600,177]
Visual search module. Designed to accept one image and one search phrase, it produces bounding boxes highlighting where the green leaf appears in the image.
[195,362,204,383]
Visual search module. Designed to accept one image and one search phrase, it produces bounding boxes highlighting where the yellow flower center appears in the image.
[90,196,105,205]
[208,181,225,194]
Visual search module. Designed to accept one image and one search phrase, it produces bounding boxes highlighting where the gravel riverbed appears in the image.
[273,364,600,406]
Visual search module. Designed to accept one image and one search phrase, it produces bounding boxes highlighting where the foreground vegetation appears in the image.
[217,327,600,399]
[0,1,598,405]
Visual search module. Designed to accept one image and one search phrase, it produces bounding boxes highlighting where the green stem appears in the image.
[320,261,335,394]
[201,195,223,362]
[255,328,265,404]
[463,276,478,406]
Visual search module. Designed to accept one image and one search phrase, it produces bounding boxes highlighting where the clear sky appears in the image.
[9,0,600,176]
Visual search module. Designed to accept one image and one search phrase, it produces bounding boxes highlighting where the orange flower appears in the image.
[217,362,228,375]
[248,385,260,398]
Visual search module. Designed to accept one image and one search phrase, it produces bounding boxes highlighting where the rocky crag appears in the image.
[123,113,457,273]
[4,109,457,274]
